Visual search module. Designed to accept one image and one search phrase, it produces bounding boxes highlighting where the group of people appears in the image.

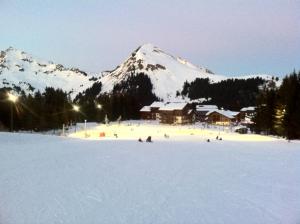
[207,136,223,142]
[139,135,224,143]
[138,136,152,143]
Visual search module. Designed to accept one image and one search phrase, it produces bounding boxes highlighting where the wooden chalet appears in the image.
[206,110,240,125]
[158,102,194,124]
[140,101,165,120]
[140,106,152,120]
[240,107,256,120]
[195,105,218,122]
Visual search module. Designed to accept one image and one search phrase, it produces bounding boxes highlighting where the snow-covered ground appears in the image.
[69,121,279,142]
[0,125,300,224]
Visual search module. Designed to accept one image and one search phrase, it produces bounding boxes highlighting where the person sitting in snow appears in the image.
[146,136,152,143]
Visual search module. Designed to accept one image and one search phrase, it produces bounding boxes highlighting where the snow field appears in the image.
[69,121,278,142]
[0,131,299,224]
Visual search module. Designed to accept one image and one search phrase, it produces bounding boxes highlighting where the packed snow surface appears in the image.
[0,124,299,224]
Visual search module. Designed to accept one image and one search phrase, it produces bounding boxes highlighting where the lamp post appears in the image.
[7,93,18,132]
[84,119,87,137]
[96,104,102,123]
[73,105,80,133]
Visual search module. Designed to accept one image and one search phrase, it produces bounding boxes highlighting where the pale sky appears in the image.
[1,0,299,76]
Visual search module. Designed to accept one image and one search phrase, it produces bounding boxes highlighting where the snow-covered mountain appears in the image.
[0,47,95,98]
[1,44,276,100]
[99,44,223,100]
[99,44,276,100]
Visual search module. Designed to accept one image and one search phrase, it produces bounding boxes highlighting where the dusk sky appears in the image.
[1,0,299,76]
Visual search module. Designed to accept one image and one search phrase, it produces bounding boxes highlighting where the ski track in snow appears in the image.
[0,132,300,224]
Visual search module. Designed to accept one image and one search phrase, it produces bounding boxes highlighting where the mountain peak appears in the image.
[100,44,224,100]
[138,43,160,51]
[133,43,165,58]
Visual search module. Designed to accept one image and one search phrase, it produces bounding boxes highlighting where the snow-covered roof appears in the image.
[206,110,239,119]
[189,98,208,104]
[140,106,151,112]
[150,101,165,108]
[241,106,256,112]
[159,102,188,111]
[196,105,218,111]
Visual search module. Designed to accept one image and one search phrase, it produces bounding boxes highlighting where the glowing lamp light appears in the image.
[73,105,80,112]
[7,93,18,103]
[97,104,102,109]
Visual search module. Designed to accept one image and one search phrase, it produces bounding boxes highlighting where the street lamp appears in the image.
[97,104,102,110]
[7,93,18,132]
[73,105,80,112]
[96,104,103,123]
[73,105,80,132]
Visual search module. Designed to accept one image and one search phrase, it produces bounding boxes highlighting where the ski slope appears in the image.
[0,130,299,224]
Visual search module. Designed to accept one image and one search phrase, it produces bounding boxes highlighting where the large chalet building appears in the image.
[140,101,165,120]
[206,110,240,125]
[195,105,218,122]
[140,101,194,124]
[140,102,255,126]
[158,102,194,124]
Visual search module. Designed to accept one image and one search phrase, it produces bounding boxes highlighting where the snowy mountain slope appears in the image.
[0,45,278,100]
[0,47,95,98]
[99,44,277,100]
[99,44,226,100]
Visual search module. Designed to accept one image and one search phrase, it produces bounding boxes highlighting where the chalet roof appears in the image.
[150,101,165,108]
[240,106,256,112]
[140,106,151,112]
[206,110,239,119]
[196,105,218,111]
[159,102,188,111]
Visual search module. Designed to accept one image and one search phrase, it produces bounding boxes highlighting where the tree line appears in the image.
[180,77,267,110]
[253,71,300,139]
[0,73,157,131]
[0,87,74,131]
[1,71,299,139]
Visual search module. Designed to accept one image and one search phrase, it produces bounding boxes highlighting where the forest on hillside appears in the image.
[180,77,268,110]
[0,73,156,131]
[0,71,299,139]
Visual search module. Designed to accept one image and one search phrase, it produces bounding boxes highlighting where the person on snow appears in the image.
[146,136,152,143]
